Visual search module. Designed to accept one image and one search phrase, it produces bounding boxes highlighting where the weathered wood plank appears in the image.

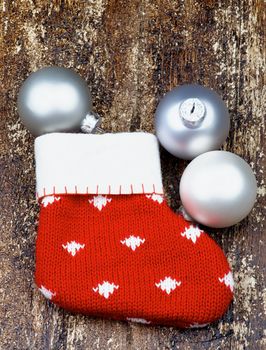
[0,0,265,349]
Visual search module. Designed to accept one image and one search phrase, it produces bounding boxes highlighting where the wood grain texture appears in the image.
[0,0,265,349]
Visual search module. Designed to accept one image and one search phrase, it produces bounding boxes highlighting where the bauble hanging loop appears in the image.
[155,84,230,160]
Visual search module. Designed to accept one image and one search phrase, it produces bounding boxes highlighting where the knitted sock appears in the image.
[34,132,233,328]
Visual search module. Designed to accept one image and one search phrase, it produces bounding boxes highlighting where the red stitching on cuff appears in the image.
[37,184,164,197]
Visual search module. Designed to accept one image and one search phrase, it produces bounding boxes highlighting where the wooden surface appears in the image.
[0,1,265,349]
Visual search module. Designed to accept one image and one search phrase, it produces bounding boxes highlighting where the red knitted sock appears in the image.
[34,132,233,328]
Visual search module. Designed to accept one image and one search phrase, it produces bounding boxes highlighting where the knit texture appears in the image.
[35,193,233,328]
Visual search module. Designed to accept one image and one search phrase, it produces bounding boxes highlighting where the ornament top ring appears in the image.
[155,84,230,160]
[18,67,92,136]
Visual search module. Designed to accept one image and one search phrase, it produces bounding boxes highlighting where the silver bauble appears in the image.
[180,151,257,228]
[18,67,92,136]
[155,84,230,160]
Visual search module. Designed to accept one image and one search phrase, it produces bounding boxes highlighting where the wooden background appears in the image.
[0,0,265,349]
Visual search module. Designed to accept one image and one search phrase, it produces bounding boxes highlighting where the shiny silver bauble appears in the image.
[18,67,92,136]
[155,84,230,160]
[180,151,257,228]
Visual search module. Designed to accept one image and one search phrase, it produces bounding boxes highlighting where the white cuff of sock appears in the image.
[35,132,164,198]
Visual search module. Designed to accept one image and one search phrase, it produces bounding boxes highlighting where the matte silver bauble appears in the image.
[180,151,257,228]
[155,84,230,160]
[18,67,92,136]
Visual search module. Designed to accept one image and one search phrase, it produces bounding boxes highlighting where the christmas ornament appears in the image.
[155,84,230,160]
[34,132,233,328]
[180,151,257,228]
[17,67,92,136]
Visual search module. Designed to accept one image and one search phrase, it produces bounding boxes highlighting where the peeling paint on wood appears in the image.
[0,0,265,349]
